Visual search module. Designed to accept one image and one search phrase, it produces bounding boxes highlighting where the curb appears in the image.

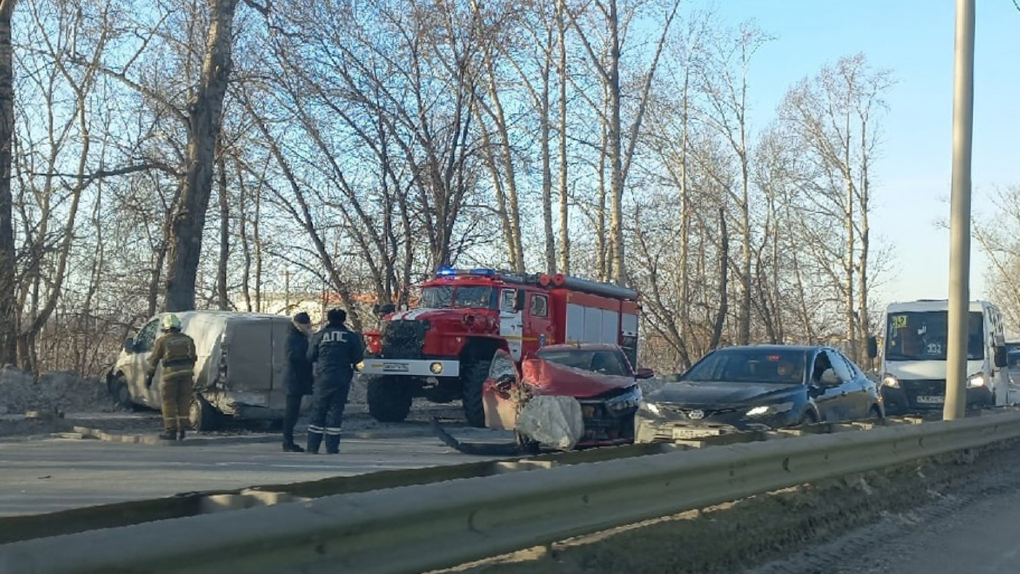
[67,425,450,446]
[70,427,281,447]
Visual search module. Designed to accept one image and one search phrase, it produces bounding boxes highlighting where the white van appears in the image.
[106,311,294,430]
[870,300,1009,414]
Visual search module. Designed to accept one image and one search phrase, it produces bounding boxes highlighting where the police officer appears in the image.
[306,308,364,454]
[147,314,197,441]
[282,311,314,452]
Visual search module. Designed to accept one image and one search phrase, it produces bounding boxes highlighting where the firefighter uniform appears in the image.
[306,310,364,454]
[148,314,197,441]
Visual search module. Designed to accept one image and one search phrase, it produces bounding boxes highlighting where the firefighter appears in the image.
[147,314,197,441]
[282,311,314,452]
[305,308,364,454]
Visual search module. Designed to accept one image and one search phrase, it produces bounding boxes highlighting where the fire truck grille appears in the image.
[381,320,427,359]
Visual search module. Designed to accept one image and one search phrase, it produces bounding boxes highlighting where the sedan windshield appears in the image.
[536,348,631,377]
[683,349,808,384]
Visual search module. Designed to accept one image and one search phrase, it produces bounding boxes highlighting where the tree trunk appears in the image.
[237,158,253,312]
[844,113,856,359]
[857,117,871,364]
[710,208,729,350]
[253,183,263,313]
[216,149,229,310]
[678,69,691,364]
[0,0,15,366]
[606,0,625,285]
[556,0,570,276]
[540,50,556,274]
[165,0,239,312]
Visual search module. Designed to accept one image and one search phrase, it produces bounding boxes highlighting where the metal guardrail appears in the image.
[3,410,1020,574]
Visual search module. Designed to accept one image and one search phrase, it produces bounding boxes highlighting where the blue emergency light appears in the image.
[435,267,497,278]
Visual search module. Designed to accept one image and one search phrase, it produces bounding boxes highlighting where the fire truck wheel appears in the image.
[461,359,491,428]
[366,376,413,423]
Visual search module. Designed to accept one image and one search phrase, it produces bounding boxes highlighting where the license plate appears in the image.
[916,395,944,404]
[672,427,722,440]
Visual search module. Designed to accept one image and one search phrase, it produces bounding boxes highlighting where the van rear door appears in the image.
[270,318,291,392]
[225,318,275,391]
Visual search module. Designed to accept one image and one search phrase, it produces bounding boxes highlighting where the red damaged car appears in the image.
[481,343,653,450]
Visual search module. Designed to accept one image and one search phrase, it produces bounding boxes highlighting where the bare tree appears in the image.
[0,0,15,366]
[692,23,771,345]
[565,0,680,285]
[975,185,1020,335]
[164,0,241,311]
[779,53,892,359]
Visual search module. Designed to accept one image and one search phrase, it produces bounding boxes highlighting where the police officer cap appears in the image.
[327,308,346,325]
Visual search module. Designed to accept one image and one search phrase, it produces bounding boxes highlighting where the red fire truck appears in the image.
[360,267,641,427]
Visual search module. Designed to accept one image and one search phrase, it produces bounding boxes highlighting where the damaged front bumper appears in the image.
[575,385,643,446]
[513,385,644,450]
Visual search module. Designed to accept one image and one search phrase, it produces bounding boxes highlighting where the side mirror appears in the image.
[994,346,1007,369]
[123,337,135,353]
[819,368,841,386]
[635,367,655,380]
[866,336,878,359]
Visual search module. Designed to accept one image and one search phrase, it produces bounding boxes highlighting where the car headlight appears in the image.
[745,402,795,417]
[967,372,988,388]
[640,401,661,415]
[882,374,900,388]
[606,386,643,412]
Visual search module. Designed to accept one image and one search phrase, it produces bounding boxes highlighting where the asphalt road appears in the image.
[0,427,500,517]
[828,485,1020,574]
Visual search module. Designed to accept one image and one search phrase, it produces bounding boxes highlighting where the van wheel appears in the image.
[461,358,492,428]
[189,396,219,432]
[367,376,413,423]
[108,374,135,410]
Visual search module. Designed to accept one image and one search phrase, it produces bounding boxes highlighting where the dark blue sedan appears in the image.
[635,345,884,443]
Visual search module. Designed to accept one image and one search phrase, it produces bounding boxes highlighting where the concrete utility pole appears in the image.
[944,0,976,421]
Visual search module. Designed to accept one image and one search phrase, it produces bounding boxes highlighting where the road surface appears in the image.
[826,485,1020,574]
[0,425,500,517]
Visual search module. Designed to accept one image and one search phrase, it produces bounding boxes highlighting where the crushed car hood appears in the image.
[521,358,636,398]
[646,380,802,407]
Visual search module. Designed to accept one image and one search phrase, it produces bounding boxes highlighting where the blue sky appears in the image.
[710,0,1019,307]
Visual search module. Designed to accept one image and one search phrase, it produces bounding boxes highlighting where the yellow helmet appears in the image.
[161,314,182,331]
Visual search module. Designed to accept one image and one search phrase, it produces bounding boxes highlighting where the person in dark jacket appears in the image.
[282,311,314,452]
[306,308,364,454]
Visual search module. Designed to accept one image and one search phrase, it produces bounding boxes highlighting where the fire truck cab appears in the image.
[360,267,641,427]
